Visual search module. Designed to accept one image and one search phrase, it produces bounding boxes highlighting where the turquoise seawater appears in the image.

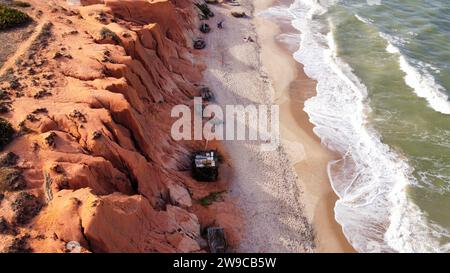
[267,0,450,252]
[331,0,450,251]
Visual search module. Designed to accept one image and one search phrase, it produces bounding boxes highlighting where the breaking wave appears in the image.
[263,0,448,252]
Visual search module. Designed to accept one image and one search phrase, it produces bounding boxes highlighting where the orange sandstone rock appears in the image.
[0,0,241,253]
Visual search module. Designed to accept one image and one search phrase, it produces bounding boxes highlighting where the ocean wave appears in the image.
[354,14,373,24]
[379,33,450,115]
[278,0,447,252]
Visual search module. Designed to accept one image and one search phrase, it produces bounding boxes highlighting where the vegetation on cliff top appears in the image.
[100,27,121,44]
[11,1,32,8]
[0,118,15,149]
[0,3,31,30]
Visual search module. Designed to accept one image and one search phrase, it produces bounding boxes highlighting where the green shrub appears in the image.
[0,118,15,149]
[0,167,25,192]
[11,192,42,225]
[100,27,120,44]
[198,191,225,207]
[0,3,31,30]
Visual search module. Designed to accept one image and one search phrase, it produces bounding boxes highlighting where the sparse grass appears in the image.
[28,22,52,53]
[32,108,48,114]
[0,152,18,167]
[198,191,225,207]
[100,27,120,44]
[0,167,24,192]
[35,22,52,43]
[6,235,31,253]
[11,192,42,225]
[12,1,31,8]
[17,120,31,135]
[40,22,52,35]
[0,3,31,30]
[0,118,14,150]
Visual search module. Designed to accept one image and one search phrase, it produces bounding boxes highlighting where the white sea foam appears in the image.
[258,4,294,22]
[386,43,399,54]
[355,14,373,24]
[380,33,450,115]
[400,58,450,114]
[264,0,448,252]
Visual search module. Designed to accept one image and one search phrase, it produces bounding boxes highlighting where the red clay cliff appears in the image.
[0,0,241,253]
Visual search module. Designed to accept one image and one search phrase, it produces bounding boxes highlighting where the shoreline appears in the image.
[203,0,315,252]
[200,0,354,252]
[253,0,355,252]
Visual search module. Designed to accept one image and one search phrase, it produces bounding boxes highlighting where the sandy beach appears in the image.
[254,0,355,252]
[203,0,354,252]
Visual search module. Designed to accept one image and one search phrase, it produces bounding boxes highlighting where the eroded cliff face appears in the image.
[0,0,241,253]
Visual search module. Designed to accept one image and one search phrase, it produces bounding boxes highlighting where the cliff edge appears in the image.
[0,0,241,253]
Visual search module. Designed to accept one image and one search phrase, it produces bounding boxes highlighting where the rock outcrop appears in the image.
[0,0,241,253]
